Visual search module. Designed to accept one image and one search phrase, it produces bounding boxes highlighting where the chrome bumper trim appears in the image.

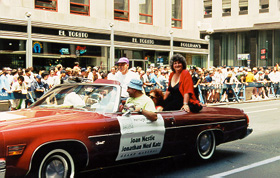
[0,169,5,178]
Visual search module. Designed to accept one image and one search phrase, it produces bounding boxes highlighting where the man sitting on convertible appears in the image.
[125,79,158,122]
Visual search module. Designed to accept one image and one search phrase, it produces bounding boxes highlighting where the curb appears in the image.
[208,97,280,106]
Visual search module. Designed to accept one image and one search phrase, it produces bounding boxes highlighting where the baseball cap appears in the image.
[81,68,87,72]
[127,79,143,91]
[116,57,129,64]
[36,75,42,79]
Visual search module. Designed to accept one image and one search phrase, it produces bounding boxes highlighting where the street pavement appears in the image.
[78,99,280,178]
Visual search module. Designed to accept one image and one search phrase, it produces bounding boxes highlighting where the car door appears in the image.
[103,111,177,164]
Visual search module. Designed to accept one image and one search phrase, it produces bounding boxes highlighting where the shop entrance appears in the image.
[129,59,147,70]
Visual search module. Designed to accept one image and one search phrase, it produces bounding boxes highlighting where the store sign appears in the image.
[237,54,250,60]
[59,30,89,38]
[60,48,70,55]
[33,42,42,53]
[76,46,87,56]
[132,37,155,44]
[180,42,202,49]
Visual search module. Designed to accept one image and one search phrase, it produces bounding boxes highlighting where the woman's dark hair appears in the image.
[170,53,187,72]
[150,89,164,107]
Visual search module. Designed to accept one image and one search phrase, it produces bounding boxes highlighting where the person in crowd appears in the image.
[47,68,60,89]
[190,66,201,102]
[81,68,87,78]
[0,68,11,92]
[92,67,99,81]
[73,61,80,71]
[11,69,19,87]
[254,71,268,99]
[149,89,164,111]
[101,72,108,79]
[60,70,68,84]
[221,72,240,102]
[158,70,168,91]
[126,79,157,121]
[136,67,142,77]
[268,67,280,96]
[56,64,63,76]
[143,69,152,85]
[107,66,117,80]
[264,69,271,98]
[246,68,255,83]
[41,72,49,90]
[139,70,146,84]
[115,57,139,98]
[163,54,202,112]
[65,67,73,78]
[205,71,216,103]
[31,75,48,100]
[11,75,27,110]
[87,66,93,81]
[24,68,34,91]
[213,67,224,102]
[150,68,163,89]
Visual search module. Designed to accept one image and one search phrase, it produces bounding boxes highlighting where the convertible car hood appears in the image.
[0,108,105,131]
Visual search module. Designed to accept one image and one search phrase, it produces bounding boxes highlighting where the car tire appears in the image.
[38,149,75,178]
[196,130,216,160]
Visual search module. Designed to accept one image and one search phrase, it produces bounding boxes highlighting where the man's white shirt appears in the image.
[115,70,139,98]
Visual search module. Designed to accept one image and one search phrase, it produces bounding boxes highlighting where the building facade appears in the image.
[0,0,208,72]
[200,0,280,68]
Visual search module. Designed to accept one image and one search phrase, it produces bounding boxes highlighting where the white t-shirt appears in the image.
[269,71,280,83]
[12,82,27,92]
[115,70,139,97]
[107,72,116,80]
[126,94,156,112]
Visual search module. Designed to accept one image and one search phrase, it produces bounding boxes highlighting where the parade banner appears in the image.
[116,114,165,161]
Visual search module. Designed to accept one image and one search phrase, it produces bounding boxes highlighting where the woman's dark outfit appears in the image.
[163,70,202,113]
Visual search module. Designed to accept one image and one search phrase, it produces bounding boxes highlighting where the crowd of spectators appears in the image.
[1,60,280,110]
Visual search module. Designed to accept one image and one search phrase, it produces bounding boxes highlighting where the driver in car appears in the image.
[126,79,158,121]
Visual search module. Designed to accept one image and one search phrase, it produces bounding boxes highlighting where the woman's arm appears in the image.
[181,93,190,112]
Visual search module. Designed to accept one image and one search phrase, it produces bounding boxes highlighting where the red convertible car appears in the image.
[0,79,252,177]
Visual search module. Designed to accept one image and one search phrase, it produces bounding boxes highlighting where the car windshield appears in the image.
[32,84,119,113]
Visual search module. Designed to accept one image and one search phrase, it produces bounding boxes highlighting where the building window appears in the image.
[139,0,153,25]
[172,0,182,28]
[70,0,90,15]
[35,0,57,11]
[222,0,231,16]
[204,0,212,18]
[114,0,129,21]
[259,0,269,13]
[239,0,248,15]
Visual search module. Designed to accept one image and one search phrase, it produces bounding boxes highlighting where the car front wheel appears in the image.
[38,149,75,178]
[196,130,216,160]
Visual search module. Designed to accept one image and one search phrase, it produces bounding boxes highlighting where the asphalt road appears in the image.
[78,100,280,178]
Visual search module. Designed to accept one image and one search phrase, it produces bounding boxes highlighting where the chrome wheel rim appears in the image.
[44,155,68,178]
[197,131,216,159]
[199,132,212,156]
[45,155,68,178]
